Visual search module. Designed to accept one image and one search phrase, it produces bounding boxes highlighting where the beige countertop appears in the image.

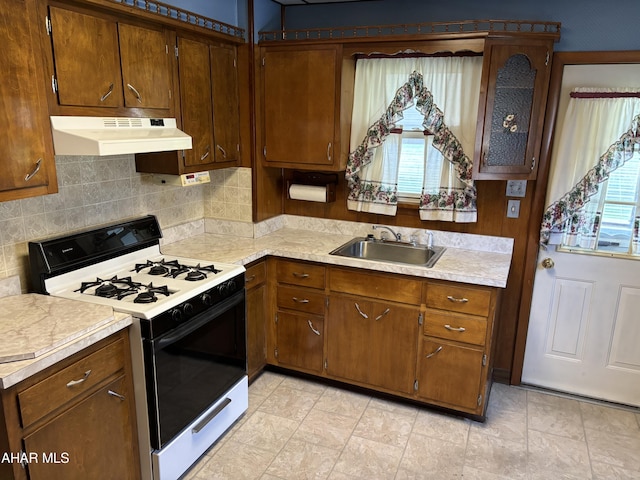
[0,294,132,389]
[160,227,513,288]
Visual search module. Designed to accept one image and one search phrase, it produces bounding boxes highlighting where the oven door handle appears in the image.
[154,290,244,350]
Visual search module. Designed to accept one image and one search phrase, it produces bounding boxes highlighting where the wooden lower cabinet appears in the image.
[417,338,485,411]
[276,311,324,373]
[246,261,267,381]
[23,376,137,480]
[0,330,140,480]
[326,294,418,394]
[266,259,499,419]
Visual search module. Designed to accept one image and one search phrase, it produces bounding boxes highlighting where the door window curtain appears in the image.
[345,56,482,222]
[540,88,640,244]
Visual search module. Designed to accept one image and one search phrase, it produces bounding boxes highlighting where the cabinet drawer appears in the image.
[19,338,125,428]
[329,267,422,305]
[425,283,492,316]
[245,262,266,289]
[277,285,326,315]
[424,309,487,346]
[276,260,326,289]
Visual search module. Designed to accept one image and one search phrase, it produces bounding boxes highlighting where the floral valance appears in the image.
[345,70,477,222]
[540,112,640,244]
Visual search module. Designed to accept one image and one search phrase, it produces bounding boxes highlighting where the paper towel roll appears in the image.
[288,184,328,202]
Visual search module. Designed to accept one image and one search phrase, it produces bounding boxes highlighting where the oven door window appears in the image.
[145,290,246,448]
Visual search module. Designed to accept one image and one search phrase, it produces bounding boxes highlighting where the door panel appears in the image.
[546,278,592,358]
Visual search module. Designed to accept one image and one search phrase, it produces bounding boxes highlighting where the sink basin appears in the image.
[329,237,446,268]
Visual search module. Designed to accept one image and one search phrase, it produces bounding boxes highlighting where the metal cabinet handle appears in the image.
[126,83,142,104]
[245,275,256,283]
[292,272,309,279]
[375,308,390,321]
[24,159,42,181]
[425,346,443,359]
[66,370,91,387]
[217,144,227,159]
[444,324,466,332]
[354,302,368,319]
[327,142,332,162]
[100,83,114,102]
[201,145,211,161]
[292,297,309,304]
[446,295,468,303]
[307,319,321,336]
[108,390,126,400]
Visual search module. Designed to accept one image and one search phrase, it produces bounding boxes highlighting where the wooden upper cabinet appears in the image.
[473,38,554,180]
[211,44,240,163]
[178,36,215,169]
[0,0,57,202]
[45,5,173,115]
[262,45,346,170]
[119,23,172,109]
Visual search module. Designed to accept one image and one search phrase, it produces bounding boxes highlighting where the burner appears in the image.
[134,283,171,304]
[76,276,142,298]
[169,263,221,281]
[133,259,181,276]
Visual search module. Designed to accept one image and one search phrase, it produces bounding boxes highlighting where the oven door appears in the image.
[144,289,246,449]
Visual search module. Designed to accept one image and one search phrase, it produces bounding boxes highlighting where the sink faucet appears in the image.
[372,225,401,241]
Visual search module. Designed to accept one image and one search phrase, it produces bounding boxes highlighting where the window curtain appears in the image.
[345,56,482,222]
[540,88,640,244]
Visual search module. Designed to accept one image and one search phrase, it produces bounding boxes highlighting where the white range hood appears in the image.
[50,116,192,156]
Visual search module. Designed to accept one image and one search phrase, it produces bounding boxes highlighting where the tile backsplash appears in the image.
[0,154,252,290]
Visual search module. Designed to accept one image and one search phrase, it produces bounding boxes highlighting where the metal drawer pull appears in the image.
[354,302,368,319]
[66,370,91,387]
[307,320,321,336]
[425,346,443,359]
[217,144,227,159]
[126,83,142,103]
[446,295,469,303]
[201,145,211,161]
[108,390,126,401]
[292,297,310,304]
[444,324,466,332]
[24,159,42,181]
[100,83,114,102]
[292,272,309,279]
[245,275,256,283]
[192,398,232,434]
[375,308,390,321]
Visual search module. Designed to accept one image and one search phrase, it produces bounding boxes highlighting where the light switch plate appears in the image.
[506,180,527,197]
[507,199,520,218]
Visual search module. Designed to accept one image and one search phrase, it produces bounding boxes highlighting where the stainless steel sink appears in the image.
[329,237,445,268]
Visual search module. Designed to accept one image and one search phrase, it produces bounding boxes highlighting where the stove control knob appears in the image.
[183,303,194,316]
[171,308,183,323]
[201,293,213,306]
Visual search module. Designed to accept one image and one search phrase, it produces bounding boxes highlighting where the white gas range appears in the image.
[29,216,248,480]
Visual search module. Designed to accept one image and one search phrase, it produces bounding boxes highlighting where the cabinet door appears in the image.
[23,376,139,480]
[119,23,172,109]
[474,41,552,179]
[326,295,418,394]
[177,37,215,169]
[0,0,56,200]
[263,47,337,168]
[246,283,267,380]
[211,44,240,163]
[417,338,485,411]
[276,311,324,373]
[49,6,123,107]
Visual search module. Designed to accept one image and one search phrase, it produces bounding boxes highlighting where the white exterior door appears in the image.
[522,246,640,407]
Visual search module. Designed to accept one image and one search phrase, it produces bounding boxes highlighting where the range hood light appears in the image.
[50,116,192,156]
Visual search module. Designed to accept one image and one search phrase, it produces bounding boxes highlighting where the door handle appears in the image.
[541,257,555,269]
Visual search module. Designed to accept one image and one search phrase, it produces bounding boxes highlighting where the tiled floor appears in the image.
[184,371,640,479]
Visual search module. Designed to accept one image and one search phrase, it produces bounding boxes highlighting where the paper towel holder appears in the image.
[287,171,338,203]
